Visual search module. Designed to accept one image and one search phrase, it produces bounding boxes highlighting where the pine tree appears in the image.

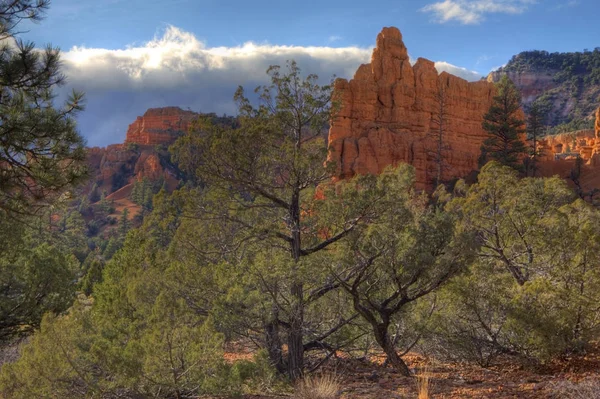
[479,75,527,170]
[428,79,450,187]
[0,0,86,217]
[526,102,546,176]
[119,208,130,236]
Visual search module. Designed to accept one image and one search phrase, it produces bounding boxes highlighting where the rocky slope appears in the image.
[488,50,600,128]
[328,27,498,189]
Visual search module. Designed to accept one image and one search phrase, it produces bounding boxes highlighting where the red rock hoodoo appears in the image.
[327,27,497,189]
[125,106,197,146]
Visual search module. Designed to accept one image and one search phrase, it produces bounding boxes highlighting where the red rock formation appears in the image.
[125,106,197,146]
[537,107,600,196]
[542,130,596,161]
[596,107,600,149]
[85,107,196,199]
[328,27,497,189]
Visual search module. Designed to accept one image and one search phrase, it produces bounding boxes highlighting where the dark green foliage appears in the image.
[80,251,104,296]
[171,61,338,379]
[525,102,546,176]
[131,176,163,210]
[329,166,477,374]
[480,76,527,170]
[548,119,595,135]
[0,215,78,343]
[501,49,600,85]
[428,162,600,365]
[0,0,87,217]
[0,208,269,398]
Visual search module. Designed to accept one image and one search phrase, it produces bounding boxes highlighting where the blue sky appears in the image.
[20,0,600,146]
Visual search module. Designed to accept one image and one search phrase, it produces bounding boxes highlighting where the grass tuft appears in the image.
[416,366,431,399]
[294,373,341,399]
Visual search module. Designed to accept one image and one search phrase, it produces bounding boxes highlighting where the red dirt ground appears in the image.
[218,344,600,398]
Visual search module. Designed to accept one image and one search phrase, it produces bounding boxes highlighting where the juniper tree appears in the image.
[171,61,376,379]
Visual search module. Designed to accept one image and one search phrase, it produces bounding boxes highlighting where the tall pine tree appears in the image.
[479,75,527,171]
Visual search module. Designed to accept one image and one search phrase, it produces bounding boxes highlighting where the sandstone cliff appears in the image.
[125,107,197,146]
[86,107,197,200]
[328,27,496,189]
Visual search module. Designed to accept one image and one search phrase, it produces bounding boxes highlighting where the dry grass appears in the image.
[294,373,341,399]
[416,366,431,399]
[550,378,600,399]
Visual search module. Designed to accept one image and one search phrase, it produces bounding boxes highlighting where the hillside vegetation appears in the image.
[491,49,600,130]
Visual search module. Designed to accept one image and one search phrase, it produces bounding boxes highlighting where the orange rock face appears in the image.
[542,130,596,161]
[125,106,197,146]
[86,107,195,198]
[596,107,600,147]
[328,27,496,189]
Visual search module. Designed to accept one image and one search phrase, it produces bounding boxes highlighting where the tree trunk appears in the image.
[288,281,304,380]
[374,324,411,376]
[287,189,304,380]
[265,304,285,374]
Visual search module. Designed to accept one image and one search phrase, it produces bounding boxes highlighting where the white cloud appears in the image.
[551,0,579,10]
[434,61,482,81]
[59,26,482,146]
[421,0,536,24]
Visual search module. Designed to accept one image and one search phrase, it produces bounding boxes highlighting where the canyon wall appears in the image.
[487,70,558,110]
[328,27,496,189]
[542,130,596,160]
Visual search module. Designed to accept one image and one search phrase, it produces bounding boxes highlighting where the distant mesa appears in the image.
[124,106,197,146]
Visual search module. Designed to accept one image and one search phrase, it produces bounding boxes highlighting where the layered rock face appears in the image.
[328,27,495,189]
[125,107,197,146]
[487,71,557,109]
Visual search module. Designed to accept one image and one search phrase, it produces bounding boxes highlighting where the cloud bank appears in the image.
[421,0,536,24]
[59,26,482,146]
